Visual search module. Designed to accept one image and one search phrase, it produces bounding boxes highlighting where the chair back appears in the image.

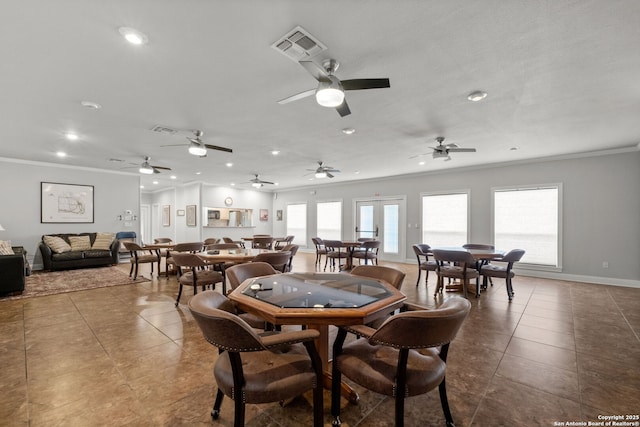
[252,251,291,272]
[204,238,220,245]
[350,265,405,290]
[189,290,265,351]
[222,237,235,244]
[371,297,471,348]
[360,240,380,251]
[432,249,476,268]
[122,241,144,252]
[323,240,344,250]
[169,251,207,269]
[207,243,240,250]
[252,236,274,249]
[311,237,324,246]
[280,244,299,256]
[501,249,526,263]
[412,243,431,257]
[171,242,203,253]
[154,237,173,244]
[226,262,278,290]
[462,243,495,250]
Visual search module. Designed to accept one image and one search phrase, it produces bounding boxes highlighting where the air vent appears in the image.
[150,125,178,135]
[271,26,327,62]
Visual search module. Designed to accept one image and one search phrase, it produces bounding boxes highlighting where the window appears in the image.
[493,185,560,267]
[316,201,342,240]
[383,204,399,253]
[286,203,307,246]
[421,192,469,246]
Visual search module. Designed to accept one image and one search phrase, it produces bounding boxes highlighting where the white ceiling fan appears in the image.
[411,137,477,161]
[306,161,340,178]
[246,174,275,188]
[161,130,233,157]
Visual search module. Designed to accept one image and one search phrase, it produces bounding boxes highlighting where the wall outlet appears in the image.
[602,261,609,268]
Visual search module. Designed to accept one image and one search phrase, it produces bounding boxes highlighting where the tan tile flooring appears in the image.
[1,253,639,426]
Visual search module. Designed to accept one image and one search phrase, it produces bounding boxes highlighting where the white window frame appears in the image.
[420,190,470,247]
[491,183,563,272]
[316,199,343,240]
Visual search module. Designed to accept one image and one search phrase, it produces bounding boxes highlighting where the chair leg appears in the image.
[175,283,183,307]
[133,262,139,280]
[438,377,455,427]
[233,395,245,427]
[211,389,224,420]
[425,269,429,286]
[475,276,481,298]
[128,262,134,277]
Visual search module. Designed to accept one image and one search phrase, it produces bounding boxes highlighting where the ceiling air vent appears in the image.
[271,26,327,62]
[150,125,178,135]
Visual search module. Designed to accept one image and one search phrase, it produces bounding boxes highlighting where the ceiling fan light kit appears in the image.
[139,164,154,174]
[315,171,328,178]
[188,142,207,156]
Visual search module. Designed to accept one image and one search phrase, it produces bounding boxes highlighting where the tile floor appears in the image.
[1,253,639,426]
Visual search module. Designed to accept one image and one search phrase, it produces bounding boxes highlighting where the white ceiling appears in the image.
[2,1,639,191]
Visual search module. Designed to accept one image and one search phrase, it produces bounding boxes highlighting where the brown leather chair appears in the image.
[189,290,324,427]
[432,249,480,299]
[170,252,223,306]
[222,237,244,248]
[203,237,220,245]
[164,242,203,277]
[279,243,299,271]
[351,240,380,265]
[311,237,328,266]
[274,235,294,250]
[225,262,279,329]
[122,241,159,279]
[413,243,438,288]
[331,297,471,427]
[251,236,274,249]
[323,240,349,271]
[479,249,525,301]
[252,251,291,272]
[350,265,405,290]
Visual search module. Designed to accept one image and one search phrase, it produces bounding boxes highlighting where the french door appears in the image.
[354,197,405,262]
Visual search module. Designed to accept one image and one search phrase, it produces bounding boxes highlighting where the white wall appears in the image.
[0,158,141,269]
[272,151,640,286]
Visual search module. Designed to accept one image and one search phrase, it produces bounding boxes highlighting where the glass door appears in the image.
[355,198,405,262]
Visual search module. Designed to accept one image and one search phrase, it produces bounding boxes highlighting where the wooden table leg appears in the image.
[309,324,360,404]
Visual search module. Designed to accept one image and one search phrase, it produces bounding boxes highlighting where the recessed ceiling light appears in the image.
[230,183,235,186]
[118,27,148,45]
[342,128,356,135]
[65,132,78,141]
[153,180,159,185]
[195,171,201,175]
[140,185,144,189]
[271,150,280,155]
[56,151,66,158]
[467,90,487,102]
[354,170,360,174]
[80,101,102,109]
[274,183,279,186]
[170,175,177,180]
[226,162,233,167]
[419,161,425,165]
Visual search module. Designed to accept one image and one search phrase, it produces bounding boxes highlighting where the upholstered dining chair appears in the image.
[164,242,203,277]
[189,290,324,427]
[222,237,244,248]
[330,297,471,427]
[351,240,380,265]
[323,240,348,271]
[462,243,497,288]
[170,252,223,306]
[251,236,274,249]
[479,249,526,301]
[203,237,220,245]
[350,265,405,290]
[252,251,291,273]
[122,241,159,279]
[279,243,299,271]
[412,244,438,288]
[432,249,480,299]
[274,235,294,250]
[311,237,328,267]
[225,262,279,329]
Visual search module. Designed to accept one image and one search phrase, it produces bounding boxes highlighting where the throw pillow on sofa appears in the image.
[43,235,72,254]
[69,235,92,251]
[92,232,115,250]
[0,240,14,255]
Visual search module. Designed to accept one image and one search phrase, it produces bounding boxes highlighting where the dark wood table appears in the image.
[228,272,406,403]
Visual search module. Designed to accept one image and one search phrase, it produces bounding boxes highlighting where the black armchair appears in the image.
[0,246,27,295]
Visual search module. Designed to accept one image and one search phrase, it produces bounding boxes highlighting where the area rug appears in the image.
[0,266,150,301]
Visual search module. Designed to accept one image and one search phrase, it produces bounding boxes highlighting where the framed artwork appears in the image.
[176,209,185,216]
[186,205,197,226]
[41,182,94,223]
[260,209,268,221]
[276,210,283,221]
[162,205,171,226]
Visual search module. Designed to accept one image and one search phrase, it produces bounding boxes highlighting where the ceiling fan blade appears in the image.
[261,180,275,185]
[326,169,340,173]
[336,99,351,117]
[151,165,171,170]
[409,152,430,159]
[326,172,334,178]
[448,148,476,153]
[299,61,330,82]
[277,88,316,104]
[341,78,390,91]
[204,144,233,153]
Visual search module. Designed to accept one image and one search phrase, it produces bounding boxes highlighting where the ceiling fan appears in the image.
[411,137,477,161]
[247,174,274,188]
[307,161,340,178]
[277,59,390,117]
[161,130,233,157]
[138,156,171,174]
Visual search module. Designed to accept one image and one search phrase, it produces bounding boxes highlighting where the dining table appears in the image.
[198,248,280,293]
[228,271,406,404]
[337,241,362,270]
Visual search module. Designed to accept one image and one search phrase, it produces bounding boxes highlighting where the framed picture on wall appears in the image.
[41,182,94,223]
[276,210,283,221]
[260,209,268,221]
[162,205,171,226]
[186,205,197,226]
